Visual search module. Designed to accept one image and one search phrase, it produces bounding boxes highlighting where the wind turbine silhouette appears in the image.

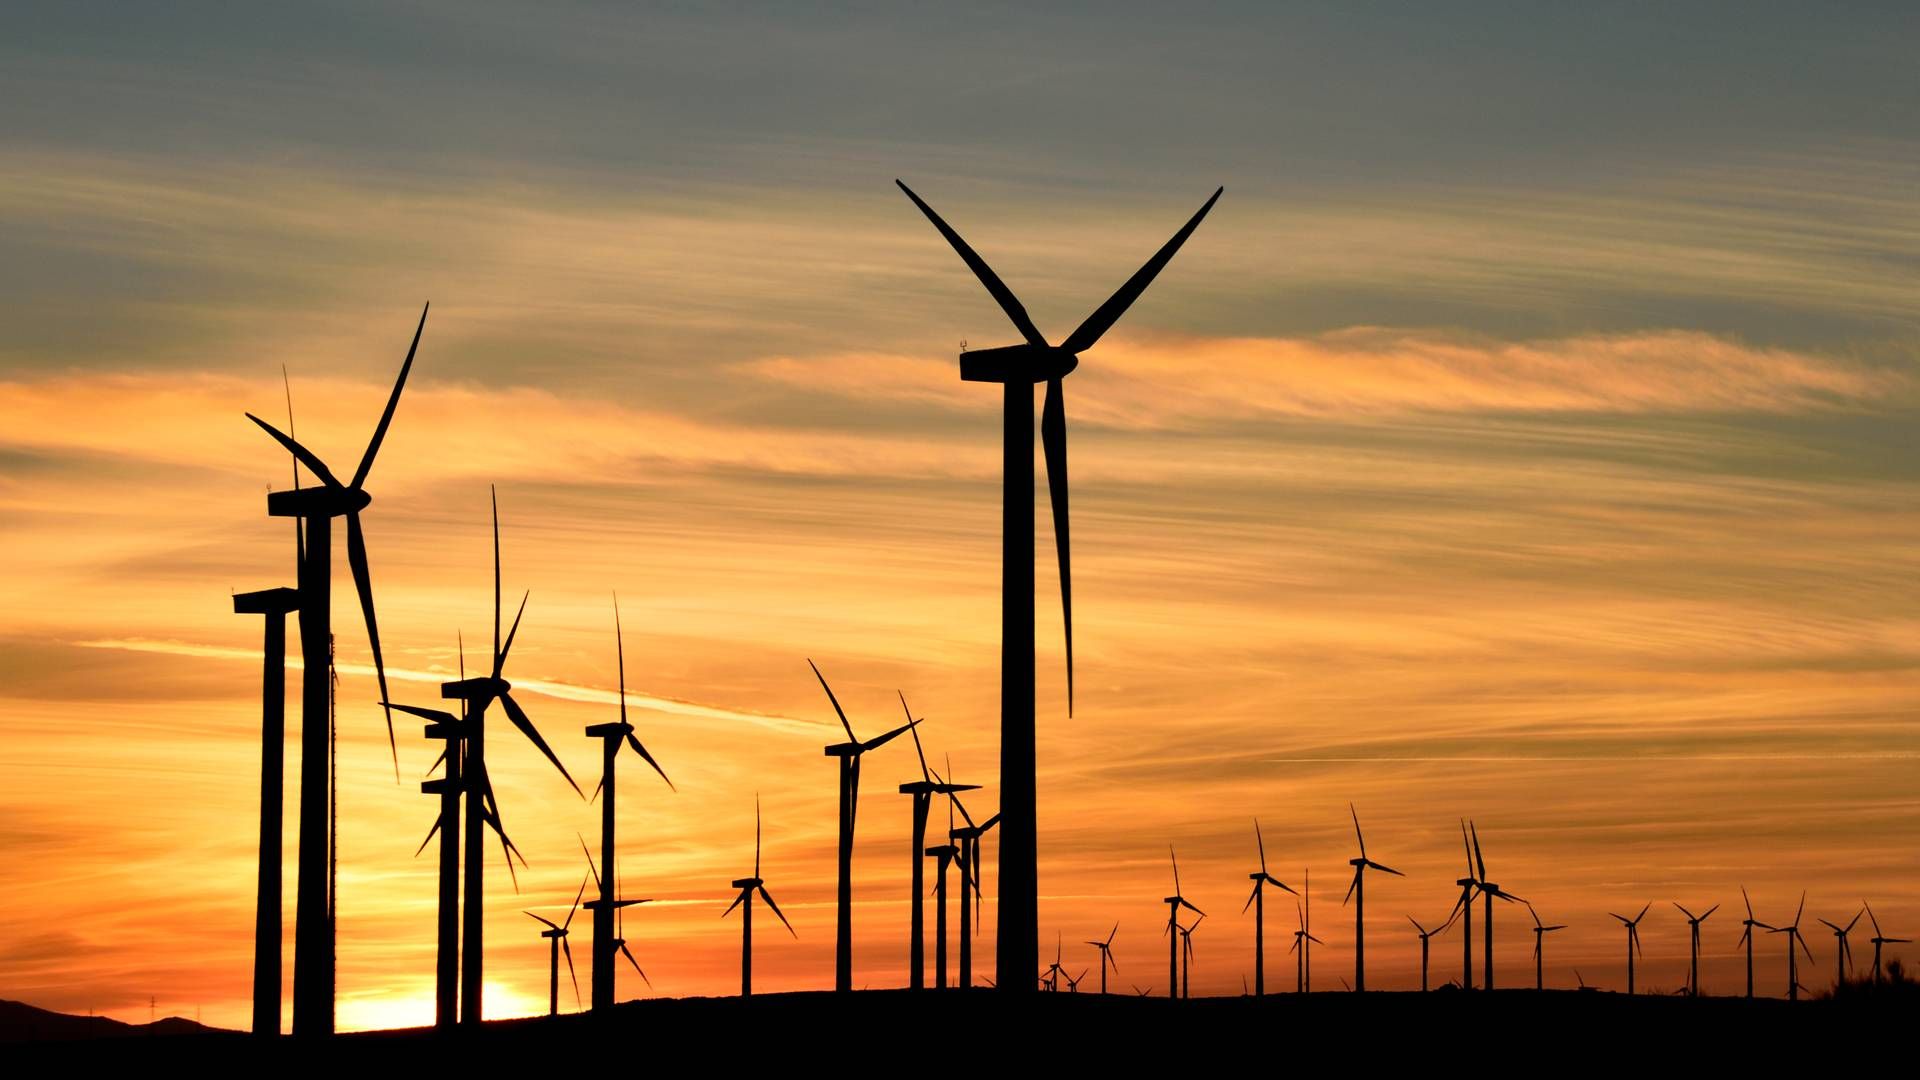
[1768,893,1815,1001]
[1817,908,1863,989]
[1064,969,1088,994]
[585,596,673,1012]
[945,770,1000,989]
[1343,806,1402,992]
[723,796,795,997]
[245,304,425,1036]
[1086,924,1119,995]
[897,180,1222,986]
[896,695,975,991]
[1527,904,1565,991]
[390,677,481,1031]
[233,585,298,1036]
[1468,823,1524,991]
[1736,886,1773,999]
[1177,913,1205,999]
[580,840,652,998]
[524,874,587,1016]
[1408,916,1445,992]
[1865,902,1909,986]
[441,490,583,1025]
[1610,903,1651,995]
[1290,901,1322,994]
[1448,822,1481,991]
[1041,934,1066,992]
[1673,902,1718,997]
[809,660,916,993]
[1242,819,1297,997]
[1163,847,1205,999]
[924,794,960,990]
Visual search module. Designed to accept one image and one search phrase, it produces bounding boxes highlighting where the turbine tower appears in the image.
[1242,819,1296,997]
[1343,806,1402,991]
[897,181,1222,985]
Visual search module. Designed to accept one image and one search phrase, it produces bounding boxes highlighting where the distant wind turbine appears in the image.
[1177,913,1205,999]
[1865,902,1908,986]
[1735,887,1772,1000]
[1290,901,1322,994]
[1768,893,1815,1001]
[1243,819,1297,997]
[1527,904,1565,991]
[1343,806,1402,992]
[1408,916,1445,993]
[897,180,1222,986]
[1673,902,1718,997]
[524,874,588,1016]
[1817,908,1863,990]
[945,770,1000,989]
[1468,823,1524,991]
[1610,903,1652,995]
[1086,924,1119,995]
[1163,847,1205,999]
[1448,822,1481,991]
[723,796,795,997]
[895,694,975,991]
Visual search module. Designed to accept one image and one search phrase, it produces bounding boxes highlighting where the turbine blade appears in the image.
[808,659,858,743]
[245,414,342,489]
[859,718,918,753]
[386,700,457,725]
[894,180,1048,348]
[501,692,583,797]
[564,872,588,932]
[1041,376,1072,715]
[498,591,529,672]
[579,835,601,890]
[413,817,440,858]
[620,940,651,987]
[563,937,579,1009]
[760,886,797,937]
[1059,187,1223,355]
[1255,818,1267,874]
[346,512,397,779]
[1243,881,1260,915]
[722,890,746,920]
[625,730,676,792]
[525,911,560,930]
[613,592,627,725]
[350,302,427,490]
[901,690,932,784]
[1350,804,1365,860]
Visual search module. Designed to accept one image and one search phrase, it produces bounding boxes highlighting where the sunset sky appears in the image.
[2,3,1917,1028]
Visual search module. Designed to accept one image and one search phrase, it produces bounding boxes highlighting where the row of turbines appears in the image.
[233,179,1223,1037]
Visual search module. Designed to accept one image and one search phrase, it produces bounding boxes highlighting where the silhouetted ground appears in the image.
[0,999,222,1042]
[8,988,1910,1064]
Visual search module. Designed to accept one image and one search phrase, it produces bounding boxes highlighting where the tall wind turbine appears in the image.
[946,776,1001,989]
[1610,903,1652,995]
[585,596,673,1012]
[391,686,477,1031]
[441,490,583,1025]
[809,660,917,993]
[1086,924,1119,995]
[1408,916,1445,992]
[581,842,653,999]
[1449,822,1481,991]
[524,874,587,1016]
[233,585,298,1036]
[897,181,1222,986]
[1290,902,1322,994]
[1673,902,1718,997]
[1163,847,1205,999]
[1865,903,1908,986]
[1817,908,1863,990]
[1736,887,1772,999]
[1768,893,1815,1001]
[896,696,975,990]
[724,797,795,997]
[1242,819,1296,997]
[1527,904,1565,991]
[1343,806,1402,992]
[1468,823,1524,992]
[1177,913,1205,999]
[245,304,426,1036]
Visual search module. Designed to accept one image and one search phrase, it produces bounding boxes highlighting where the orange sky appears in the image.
[3,5,1919,1030]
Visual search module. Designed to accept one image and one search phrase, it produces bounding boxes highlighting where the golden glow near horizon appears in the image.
[3,7,1918,1031]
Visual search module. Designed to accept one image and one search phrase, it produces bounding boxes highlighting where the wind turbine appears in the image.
[584,596,673,1011]
[1610,903,1651,995]
[1673,902,1719,997]
[925,792,960,990]
[1448,822,1481,991]
[1042,934,1066,992]
[1865,903,1908,986]
[245,304,425,1036]
[945,770,1000,989]
[897,181,1222,986]
[1736,887,1772,999]
[1817,908,1863,990]
[1768,893,1815,1001]
[1527,904,1565,991]
[809,660,917,993]
[525,874,587,1016]
[1468,823,1524,991]
[724,796,795,997]
[390,683,475,1031]
[1242,819,1297,997]
[233,585,298,1036]
[580,840,653,999]
[1064,969,1088,994]
[1408,917,1444,992]
[1343,806,1402,991]
[896,695,975,990]
[1290,902,1322,994]
[1086,924,1119,995]
[1163,847,1205,999]
[441,490,583,1025]
[1177,913,1205,999]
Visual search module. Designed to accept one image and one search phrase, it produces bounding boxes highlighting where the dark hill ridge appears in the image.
[0,998,229,1042]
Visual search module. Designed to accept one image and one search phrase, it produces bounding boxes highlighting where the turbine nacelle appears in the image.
[731,876,764,890]
[232,586,300,615]
[265,484,372,519]
[442,676,510,700]
[959,343,1080,384]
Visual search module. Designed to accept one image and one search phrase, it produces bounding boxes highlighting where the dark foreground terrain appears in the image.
[7,988,1909,1067]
